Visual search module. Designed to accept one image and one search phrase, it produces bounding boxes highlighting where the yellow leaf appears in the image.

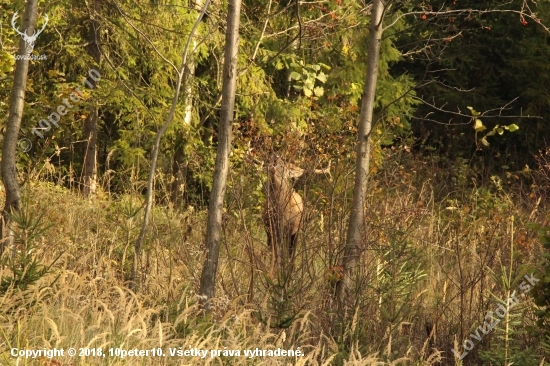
[474,119,486,132]
[342,43,349,55]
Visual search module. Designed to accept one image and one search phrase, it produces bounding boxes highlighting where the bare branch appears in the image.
[252,0,273,60]
[413,96,543,122]
[384,8,549,33]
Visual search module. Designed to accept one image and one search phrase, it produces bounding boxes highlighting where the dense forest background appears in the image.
[2,0,550,364]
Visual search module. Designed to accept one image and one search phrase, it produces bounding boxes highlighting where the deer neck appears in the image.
[269,170,292,200]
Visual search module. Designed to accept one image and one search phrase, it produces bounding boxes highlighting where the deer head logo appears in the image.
[11,11,48,55]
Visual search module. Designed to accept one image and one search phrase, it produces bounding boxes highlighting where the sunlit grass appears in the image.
[0,159,547,365]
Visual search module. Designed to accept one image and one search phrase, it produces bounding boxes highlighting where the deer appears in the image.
[263,155,330,267]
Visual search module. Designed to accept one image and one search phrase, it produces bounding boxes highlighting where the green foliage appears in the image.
[1,0,421,207]
[0,50,14,77]
[257,273,301,329]
[479,266,540,366]
[289,61,330,98]
[0,204,59,294]
[529,221,550,338]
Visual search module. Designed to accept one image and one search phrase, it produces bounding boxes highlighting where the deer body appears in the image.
[263,160,304,261]
[263,157,330,264]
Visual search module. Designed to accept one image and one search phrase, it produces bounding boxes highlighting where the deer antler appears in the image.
[11,12,48,40]
[11,11,26,37]
[34,14,49,38]
[313,160,331,179]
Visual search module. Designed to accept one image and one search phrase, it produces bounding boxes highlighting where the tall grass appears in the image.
[0,148,548,365]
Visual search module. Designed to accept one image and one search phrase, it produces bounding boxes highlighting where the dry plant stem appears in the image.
[132,0,211,290]
[335,0,385,303]
[1,0,39,256]
[504,215,514,364]
[199,0,242,310]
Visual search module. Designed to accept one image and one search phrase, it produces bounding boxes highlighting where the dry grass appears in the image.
[0,182,395,365]
[0,153,548,366]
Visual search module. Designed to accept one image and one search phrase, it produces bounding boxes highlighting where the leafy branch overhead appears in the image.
[470,106,519,147]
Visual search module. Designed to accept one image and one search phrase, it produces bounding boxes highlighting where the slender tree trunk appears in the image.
[83,108,98,197]
[82,3,101,198]
[1,0,40,255]
[132,0,211,290]
[199,0,242,310]
[182,22,198,126]
[170,0,204,206]
[335,0,385,303]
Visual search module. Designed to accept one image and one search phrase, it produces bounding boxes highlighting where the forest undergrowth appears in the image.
[0,151,549,366]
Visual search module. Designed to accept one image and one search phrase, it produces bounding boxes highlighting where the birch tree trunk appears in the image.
[170,0,205,206]
[182,0,201,127]
[199,0,242,310]
[335,0,385,303]
[1,0,40,255]
[82,7,101,198]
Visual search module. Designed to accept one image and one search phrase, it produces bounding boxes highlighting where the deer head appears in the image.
[11,11,48,55]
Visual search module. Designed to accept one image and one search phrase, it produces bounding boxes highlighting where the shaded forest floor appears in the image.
[1,152,549,365]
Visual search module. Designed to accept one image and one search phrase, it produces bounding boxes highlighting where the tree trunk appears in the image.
[1,0,40,255]
[335,0,385,303]
[169,0,205,206]
[182,26,198,126]
[82,6,101,198]
[83,108,98,197]
[198,0,242,310]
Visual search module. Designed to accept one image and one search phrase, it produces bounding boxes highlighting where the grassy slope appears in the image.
[0,157,548,365]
